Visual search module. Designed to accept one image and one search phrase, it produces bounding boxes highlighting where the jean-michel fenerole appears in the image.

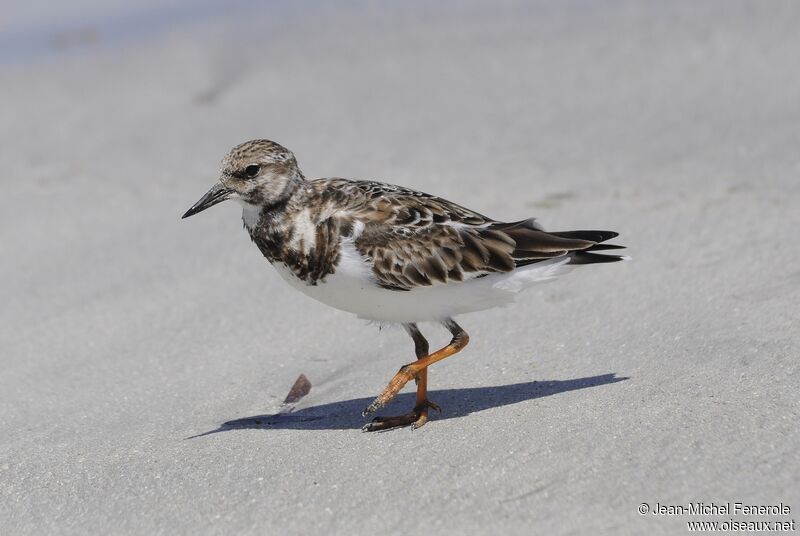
[651,502,791,516]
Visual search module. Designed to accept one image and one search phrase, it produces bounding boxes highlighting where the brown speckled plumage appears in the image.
[242,175,622,290]
[186,139,626,290]
[182,139,627,432]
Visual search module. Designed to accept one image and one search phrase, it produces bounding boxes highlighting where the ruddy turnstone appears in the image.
[183,139,627,431]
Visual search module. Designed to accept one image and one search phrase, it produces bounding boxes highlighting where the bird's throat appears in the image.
[239,201,264,231]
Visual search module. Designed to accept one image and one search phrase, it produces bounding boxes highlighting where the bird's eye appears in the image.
[244,164,261,177]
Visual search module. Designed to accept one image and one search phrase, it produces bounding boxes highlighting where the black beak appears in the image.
[182,183,233,219]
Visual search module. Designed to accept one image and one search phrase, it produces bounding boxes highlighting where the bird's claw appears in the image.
[360,399,442,432]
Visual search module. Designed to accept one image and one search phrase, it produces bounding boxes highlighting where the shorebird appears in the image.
[182,139,627,431]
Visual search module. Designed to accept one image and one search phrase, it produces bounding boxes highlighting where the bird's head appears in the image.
[182,139,303,219]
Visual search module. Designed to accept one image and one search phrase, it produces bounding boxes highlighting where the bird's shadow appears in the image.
[188,373,628,437]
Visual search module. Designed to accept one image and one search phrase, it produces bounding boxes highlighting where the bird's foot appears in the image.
[361,400,442,432]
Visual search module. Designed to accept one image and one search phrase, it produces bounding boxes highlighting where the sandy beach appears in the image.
[1,1,798,534]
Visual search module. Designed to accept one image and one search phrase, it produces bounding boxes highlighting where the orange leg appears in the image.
[362,320,468,432]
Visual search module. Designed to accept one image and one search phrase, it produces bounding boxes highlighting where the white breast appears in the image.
[271,239,573,323]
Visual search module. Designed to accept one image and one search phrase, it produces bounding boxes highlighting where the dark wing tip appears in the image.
[585,243,626,251]
[550,230,619,243]
[568,251,630,264]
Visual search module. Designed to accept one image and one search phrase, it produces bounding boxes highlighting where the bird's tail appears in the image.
[488,220,629,266]
[549,230,630,264]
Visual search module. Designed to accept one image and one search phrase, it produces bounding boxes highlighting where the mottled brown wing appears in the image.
[313,179,506,290]
[314,179,619,291]
[355,219,612,290]
[314,178,493,227]
[355,221,521,290]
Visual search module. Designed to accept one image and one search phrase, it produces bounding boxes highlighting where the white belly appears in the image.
[271,240,572,323]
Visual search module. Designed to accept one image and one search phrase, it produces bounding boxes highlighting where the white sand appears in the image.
[2,1,799,534]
